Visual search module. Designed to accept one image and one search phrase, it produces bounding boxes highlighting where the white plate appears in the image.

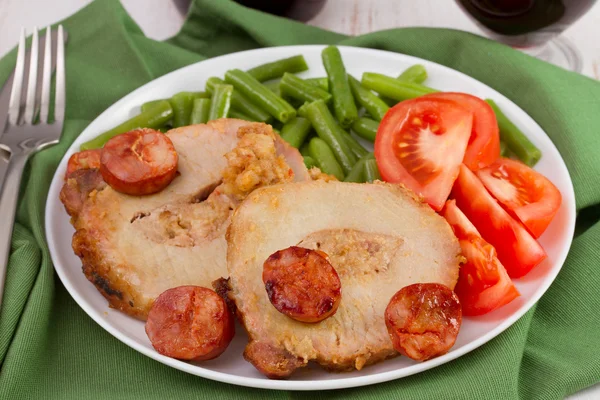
[45,45,576,391]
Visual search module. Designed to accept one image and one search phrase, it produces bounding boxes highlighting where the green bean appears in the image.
[208,84,233,121]
[263,79,304,108]
[144,92,209,114]
[280,73,332,104]
[381,65,429,105]
[300,142,311,157]
[80,101,173,150]
[398,65,428,84]
[343,133,369,158]
[344,153,374,183]
[298,100,357,173]
[264,79,281,96]
[348,75,389,121]
[206,77,272,123]
[225,69,296,123]
[486,99,542,166]
[305,77,329,91]
[229,109,254,121]
[364,159,381,182]
[322,46,358,128]
[169,92,194,127]
[141,99,166,113]
[500,141,509,157]
[280,117,312,148]
[351,117,378,142]
[303,156,318,169]
[190,98,211,124]
[308,137,345,180]
[362,72,437,102]
[247,55,309,82]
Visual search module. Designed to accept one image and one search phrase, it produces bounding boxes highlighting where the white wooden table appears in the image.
[0,0,598,398]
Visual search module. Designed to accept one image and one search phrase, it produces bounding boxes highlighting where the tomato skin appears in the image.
[456,236,520,316]
[442,199,519,316]
[423,92,500,170]
[441,198,480,238]
[375,98,473,211]
[477,158,561,238]
[451,164,546,278]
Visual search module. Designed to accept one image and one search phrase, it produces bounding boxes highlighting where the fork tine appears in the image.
[40,26,52,123]
[8,28,26,125]
[54,25,66,124]
[24,27,39,124]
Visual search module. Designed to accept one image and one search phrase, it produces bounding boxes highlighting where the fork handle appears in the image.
[0,154,28,310]
[0,150,10,194]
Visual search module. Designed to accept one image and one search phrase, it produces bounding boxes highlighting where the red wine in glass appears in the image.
[235,0,327,21]
[456,0,597,71]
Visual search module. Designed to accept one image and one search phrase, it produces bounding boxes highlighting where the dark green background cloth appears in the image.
[1,0,599,398]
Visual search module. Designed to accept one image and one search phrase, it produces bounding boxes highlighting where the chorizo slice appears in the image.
[385,283,461,361]
[65,149,102,178]
[100,128,178,195]
[263,246,341,323]
[145,286,234,361]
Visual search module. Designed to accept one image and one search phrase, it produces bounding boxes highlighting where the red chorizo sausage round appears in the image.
[100,128,178,195]
[145,286,234,361]
[263,246,342,323]
[385,283,462,361]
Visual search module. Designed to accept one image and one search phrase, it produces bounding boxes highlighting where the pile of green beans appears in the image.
[206,77,272,123]
[80,48,542,172]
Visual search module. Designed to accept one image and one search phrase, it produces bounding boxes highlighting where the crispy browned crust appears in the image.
[73,228,151,319]
[212,277,237,316]
[60,167,149,319]
[59,169,106,217]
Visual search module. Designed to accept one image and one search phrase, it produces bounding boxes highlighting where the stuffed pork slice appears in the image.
[224,180,462,378]
[60,119,307,320]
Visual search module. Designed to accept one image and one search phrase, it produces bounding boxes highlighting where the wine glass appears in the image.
[455,0,598,72]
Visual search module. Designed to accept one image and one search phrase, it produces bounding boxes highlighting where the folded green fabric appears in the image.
[1,0,599,399]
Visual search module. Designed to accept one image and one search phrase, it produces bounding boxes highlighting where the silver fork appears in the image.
[0,26,65,309]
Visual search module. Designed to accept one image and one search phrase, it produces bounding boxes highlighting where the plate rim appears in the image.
[45,44,577,391]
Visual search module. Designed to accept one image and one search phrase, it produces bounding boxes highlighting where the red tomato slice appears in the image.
[423,92,500,170]
[477,158,562,238]
[452,164,546,278]
[442,200,520,316]
[375,98,473,211]
[441,198,480,238]
[457,236,520,316]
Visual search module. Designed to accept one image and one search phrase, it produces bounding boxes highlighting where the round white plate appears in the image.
[45,45,576,391]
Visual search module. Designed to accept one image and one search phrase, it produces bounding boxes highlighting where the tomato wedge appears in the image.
[442,200,519,316]
[452,164,546,278]
[423,92,500,170]
[375,98,473,211]
[477,158,561,238]
[100,128,178,196]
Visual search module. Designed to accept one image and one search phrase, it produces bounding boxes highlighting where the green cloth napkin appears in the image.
[1,0,599,398]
